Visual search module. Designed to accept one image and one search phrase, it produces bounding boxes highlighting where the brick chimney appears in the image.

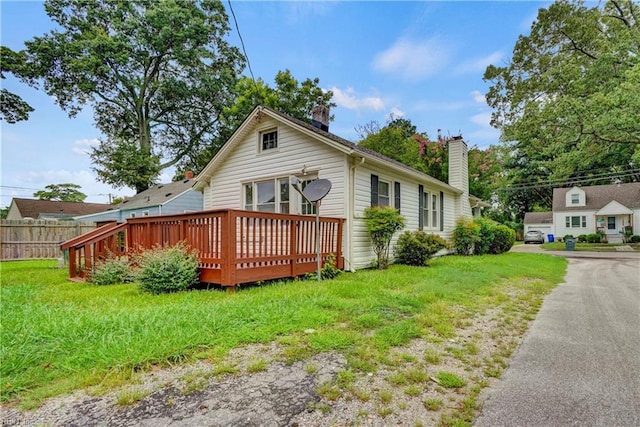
[184,171,194,179]
[448,136,472,218]
[311,97,329,132]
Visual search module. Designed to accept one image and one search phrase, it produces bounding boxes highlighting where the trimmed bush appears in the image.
[395,230,449,266]
[629,235,640,243]
[452,218,480,255]
[137,242,200,294]
[563,234,574,241]
[364,206,405,269]
[88,254,133,286]
[577,234,588,243]
[489,225,516,254]
[474,218,495,255]
[586,233,602,244]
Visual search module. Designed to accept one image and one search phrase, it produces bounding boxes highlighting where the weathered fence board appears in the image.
[0,220,97,260]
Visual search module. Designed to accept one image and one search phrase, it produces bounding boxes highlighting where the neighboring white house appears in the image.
[195,105,484,271]
[74,177,203,223]
[552,183,640,243]
[525,182,640,243]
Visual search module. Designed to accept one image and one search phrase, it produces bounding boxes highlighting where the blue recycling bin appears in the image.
[547,234,554,243]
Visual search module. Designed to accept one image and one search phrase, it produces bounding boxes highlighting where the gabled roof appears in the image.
[552,182,640,212]
[9,198,111,219]
[196,105,462,194]
[524,211,553,224]
[115,179,196,211]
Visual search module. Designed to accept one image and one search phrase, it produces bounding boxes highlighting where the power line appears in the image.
[497,168,640,192]
[227,0,258,90]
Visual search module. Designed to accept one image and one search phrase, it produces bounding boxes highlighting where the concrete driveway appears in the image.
[475,249,640,426]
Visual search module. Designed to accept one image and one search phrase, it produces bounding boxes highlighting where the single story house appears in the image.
[524,182,640,243]
[6,198,110,220]
[195,104,485,272]
[74,176,203,223]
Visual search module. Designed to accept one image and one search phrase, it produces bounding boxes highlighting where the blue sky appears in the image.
[0,1,548,207]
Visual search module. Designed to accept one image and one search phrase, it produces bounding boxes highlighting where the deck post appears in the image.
[290,218,298,277]
[336,219,344,269]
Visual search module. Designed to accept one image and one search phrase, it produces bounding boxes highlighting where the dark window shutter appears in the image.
[440,191,444,231]
[418,184,424,229]
[394,182,401,212]
[371,174,379,206]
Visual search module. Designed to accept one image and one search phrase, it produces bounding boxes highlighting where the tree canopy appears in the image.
[189,69,335,174]
[358,117,503,199]
[34,183,87,202]
[484,0,639,215]
[0,46,34,123]
[25,0,245,193]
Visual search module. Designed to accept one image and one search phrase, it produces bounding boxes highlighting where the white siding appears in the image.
[553,210,596,238]
[351,164,460,270]
[204,117,348,218]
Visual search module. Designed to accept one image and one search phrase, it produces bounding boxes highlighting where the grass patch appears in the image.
[1,254,566,407]
[436,371,467,388]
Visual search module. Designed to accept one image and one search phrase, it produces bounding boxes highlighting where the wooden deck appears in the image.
[60,209,344,287]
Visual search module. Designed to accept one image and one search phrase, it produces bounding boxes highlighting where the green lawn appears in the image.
[541,242,639,251]
[1,254,567,409]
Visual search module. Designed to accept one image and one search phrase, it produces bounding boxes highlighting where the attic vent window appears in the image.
[260,129,278,151]
[165,192,172,197]
[158,185,164,189]
[183,179,190,183]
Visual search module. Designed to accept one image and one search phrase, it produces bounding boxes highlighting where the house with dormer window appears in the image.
[525,182,640,243]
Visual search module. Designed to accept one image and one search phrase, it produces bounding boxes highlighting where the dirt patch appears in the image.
[2,289,538,427]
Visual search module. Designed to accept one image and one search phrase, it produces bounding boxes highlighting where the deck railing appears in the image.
[61,209,344,287]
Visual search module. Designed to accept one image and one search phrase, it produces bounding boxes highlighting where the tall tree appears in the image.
[34,183,87,202]
[484,0,639,212]
[188,69,335,174]
[25,0,245,193]
[0,46,34,123]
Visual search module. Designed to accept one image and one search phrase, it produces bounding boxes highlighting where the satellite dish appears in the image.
[302,179,332,203]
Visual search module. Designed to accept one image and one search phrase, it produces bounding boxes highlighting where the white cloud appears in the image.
[454,51,504,75]
[72,138,99,156]
[466,112,500,148]
[389,107,405,119]
[471,90,486,104]
[373,37,451,80]
[330,86,385,112]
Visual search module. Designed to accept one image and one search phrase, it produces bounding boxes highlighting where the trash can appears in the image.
[547,234,554,243]
[565,237,576,251]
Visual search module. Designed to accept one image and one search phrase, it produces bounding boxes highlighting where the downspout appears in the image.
[348,156,365,272]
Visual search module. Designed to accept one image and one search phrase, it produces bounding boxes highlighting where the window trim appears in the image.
[243,176,290,213]
[370,174,391,207]
[258,128,278,152]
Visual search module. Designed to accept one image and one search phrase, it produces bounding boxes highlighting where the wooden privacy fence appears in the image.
[61,209,344,288]
[1,220,97,260]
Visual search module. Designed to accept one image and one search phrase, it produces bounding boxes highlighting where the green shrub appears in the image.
[321,253,342,279]
[88,254,133,286]
[586,233,602,244]
[629,235,640,243]
[564,234,574,241]
[395,230,449,266]
[474,218,494,255]
[452,218,480,255]
[489,225,516,254]
[364,206,405,269]
[577,234,588,243]
[137,242,200,294]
